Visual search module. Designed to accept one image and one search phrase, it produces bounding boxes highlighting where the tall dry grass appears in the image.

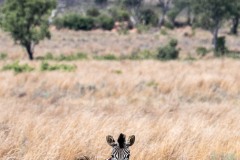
[0,59,239,160]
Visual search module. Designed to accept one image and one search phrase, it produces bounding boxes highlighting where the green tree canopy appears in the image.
[0,0,56,60]
[192,0,234,52]
[229,0,240,34]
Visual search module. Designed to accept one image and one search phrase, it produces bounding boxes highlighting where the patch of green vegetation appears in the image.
[129,50,157,60]
[226,50,240,59]
[0,53,7,60]
[139,8,158,26]
[112,70,122,74]
[2,61,34,74]
[56,53,88,61]
[157,39,179,60]
[136,24,150,34]
[109,7,130,22]
[209,153,237,160]
[40,61,77,72]
[86,7,100,17]
[214,36,228,57]
[160,28,168,35]
[147,80,158,87]
[196,47,209,57]
[164,22,175,30]
[54,14,95,31]
[37,53,88,61]
[94,54,118,60]
[97,14,115,30]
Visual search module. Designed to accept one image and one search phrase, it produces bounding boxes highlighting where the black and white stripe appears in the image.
[110,146,130,160]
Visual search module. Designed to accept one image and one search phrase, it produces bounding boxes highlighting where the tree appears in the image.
[229,0,240,35]
[158,0,173,27]
[192,0,234,52]
[121,0,143,26]
[0,0,56,60]
[170,0,193,26]
[95,0,108,8]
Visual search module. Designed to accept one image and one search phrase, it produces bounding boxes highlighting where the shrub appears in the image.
[54,14,95,31]
[97,15,115,30]
[2,61,34,73]
[157,39,179,60]
[196,47,209,57]
[86,8,100,17]
[164,22,175,30]
[215,36,227,57]
[54,18,65,29]
[109,7,130,22]
[139,9,158,26]
[40,62,77,72]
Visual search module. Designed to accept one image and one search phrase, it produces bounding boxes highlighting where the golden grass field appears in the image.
[0,28,240,160]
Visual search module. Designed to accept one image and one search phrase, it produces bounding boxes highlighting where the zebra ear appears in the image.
[126,135,135,146]
[106,135,116,147]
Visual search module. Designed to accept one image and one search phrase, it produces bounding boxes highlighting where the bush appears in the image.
[157,39,179,60]
[86,8,100,17]
[139,9,158,26]
[54,14,95,31]
[97,15,115,30]
[109,7,130,22]
[40,62,77,72]
[164,22,175,30]
[196,47,209,57]
[2,61,34,73]
[215,36,227,57]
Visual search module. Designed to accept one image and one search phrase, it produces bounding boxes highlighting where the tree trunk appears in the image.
[186,8,191,26]
[230,15,239,35]
[159,9,166,28]
[213,26,219,52]
[25,43,34,60]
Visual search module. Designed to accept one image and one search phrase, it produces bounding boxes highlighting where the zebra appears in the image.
[77,133,135,160]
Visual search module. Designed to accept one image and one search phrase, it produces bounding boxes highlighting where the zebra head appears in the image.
[106,133,135,160]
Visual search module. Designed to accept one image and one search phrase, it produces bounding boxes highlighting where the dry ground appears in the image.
[0,27,240,59]
[0,59,240,160]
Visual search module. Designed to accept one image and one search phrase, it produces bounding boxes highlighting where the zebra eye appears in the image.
[127,154,130,158]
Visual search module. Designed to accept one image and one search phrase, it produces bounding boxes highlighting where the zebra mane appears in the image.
[117,133,126,148]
